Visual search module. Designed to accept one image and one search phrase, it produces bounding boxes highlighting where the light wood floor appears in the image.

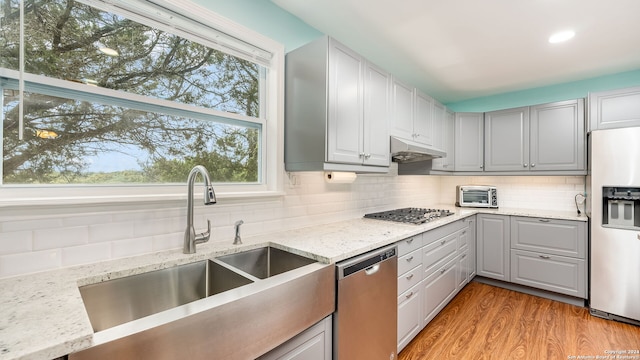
[398,281,640,360]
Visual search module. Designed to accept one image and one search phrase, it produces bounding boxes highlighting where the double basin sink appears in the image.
[73,246,335,360]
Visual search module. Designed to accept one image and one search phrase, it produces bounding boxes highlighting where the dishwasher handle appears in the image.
[336,244,397,280]
[365,264,380,276]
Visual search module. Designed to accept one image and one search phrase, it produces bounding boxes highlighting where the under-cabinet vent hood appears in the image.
[390,136,446,163]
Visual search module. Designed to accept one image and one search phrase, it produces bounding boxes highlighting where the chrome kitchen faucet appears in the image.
[183,165,216,254]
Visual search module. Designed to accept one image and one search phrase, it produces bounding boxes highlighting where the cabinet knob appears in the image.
[480,165,483,169]
[441,240,446,245]
[531,163,536,167]
[365,154,371,159]
[523,163,528,167]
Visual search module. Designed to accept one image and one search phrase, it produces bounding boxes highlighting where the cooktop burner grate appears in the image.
[364,207,454,224]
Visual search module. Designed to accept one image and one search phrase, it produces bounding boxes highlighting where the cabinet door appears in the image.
[530,99,585,171]
[454,113,484,171]
[397,282,422,353]
[363,62,391,166]
[466,216,477,279]
[390,78,414,140]
[327,39,363,165]
[258,316,332,360]
[432,106,454,171]
[589,86,640,131]
[476,214,510,281]
[484,107,529,171]
[458,250,470,288]
[414,91,434,145]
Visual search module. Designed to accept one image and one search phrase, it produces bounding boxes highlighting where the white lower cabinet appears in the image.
[257,316,332,360]
[397,282,423,351]
[422,256,459,326]
[396,217,475,353]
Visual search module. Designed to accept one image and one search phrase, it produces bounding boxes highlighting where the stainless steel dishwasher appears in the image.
[334,244,398,360]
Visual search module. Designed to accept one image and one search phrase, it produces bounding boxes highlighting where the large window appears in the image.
[0,0,284,204]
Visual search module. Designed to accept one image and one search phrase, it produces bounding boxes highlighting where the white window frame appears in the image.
[0,0,285,207]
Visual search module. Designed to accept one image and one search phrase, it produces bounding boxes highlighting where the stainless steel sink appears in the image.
[216,246,316,279]
[79,260,253,332]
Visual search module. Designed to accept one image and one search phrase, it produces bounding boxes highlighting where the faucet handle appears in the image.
[195,219,211,244]
[233,220,244,245]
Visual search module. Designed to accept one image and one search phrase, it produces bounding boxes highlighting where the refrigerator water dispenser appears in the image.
[602,187,640,229]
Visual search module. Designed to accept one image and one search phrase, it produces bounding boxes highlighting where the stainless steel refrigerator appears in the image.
[589,127,640,325]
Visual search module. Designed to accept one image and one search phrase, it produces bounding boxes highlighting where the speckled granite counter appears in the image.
[0,207,586,360]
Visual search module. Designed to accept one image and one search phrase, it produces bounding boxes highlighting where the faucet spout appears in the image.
[184,165,216,254]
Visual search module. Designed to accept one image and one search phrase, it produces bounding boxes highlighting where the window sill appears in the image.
[0,190,286,219]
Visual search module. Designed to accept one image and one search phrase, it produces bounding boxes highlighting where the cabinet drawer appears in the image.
[422,257,458,326]
[398,265,422,295]
[423,220,465,246]
[398,248,422,275]
[397,234,423,256]
[511,216,586,258]
[510,249,586,298]
[423,232,458,278]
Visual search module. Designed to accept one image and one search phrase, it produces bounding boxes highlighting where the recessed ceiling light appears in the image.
[549,30,575,44]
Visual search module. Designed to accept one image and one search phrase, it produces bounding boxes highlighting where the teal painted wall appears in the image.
[445,69,640,112]
[191,0,321,51]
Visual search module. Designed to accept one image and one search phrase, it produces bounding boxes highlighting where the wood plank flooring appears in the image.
[399,281,640,360]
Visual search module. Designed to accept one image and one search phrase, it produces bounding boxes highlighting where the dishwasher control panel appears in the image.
[337,245,397,278]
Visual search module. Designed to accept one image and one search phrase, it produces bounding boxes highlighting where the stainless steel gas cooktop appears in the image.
[363,208,454,225]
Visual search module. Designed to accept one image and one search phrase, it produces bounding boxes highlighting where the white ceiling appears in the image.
[271,0,640,103]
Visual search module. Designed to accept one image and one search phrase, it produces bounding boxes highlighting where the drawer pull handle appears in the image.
[440,267,447,274]
[406,239,414,244]
[461,254,466,259]
[441,240,446,245]
[462,231,467,235]
[539,255,551,259]
[538,219,551,223]
[406,256,414,262]
[405,291,414,299]
[406,274,414,280]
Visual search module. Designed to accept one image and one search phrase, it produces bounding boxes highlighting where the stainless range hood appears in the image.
[390,136,446,163]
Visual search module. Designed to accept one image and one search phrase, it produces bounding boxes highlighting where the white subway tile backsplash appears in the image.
[62,243,111,267]
[33,226,88,251]
[112,237,154,258]
[0,171,586,279]
[89,221,135,243]
[0,231,32,255]
[0,249,61,278]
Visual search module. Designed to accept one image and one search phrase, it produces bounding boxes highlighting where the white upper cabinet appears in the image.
[390,78,415,141]
[363,62,392,166]
[454,112,484,171]
[589,86,640,131]
[390,79,435,146]
[414,90,434,146]
[284,36,389,173]
[431,105,454,171]
[484,100,584,172]
[327,40,364,165]
[484,107,529,172]
[529,99,585,171]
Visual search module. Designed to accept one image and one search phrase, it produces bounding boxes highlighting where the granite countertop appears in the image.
[0,207,586,360]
